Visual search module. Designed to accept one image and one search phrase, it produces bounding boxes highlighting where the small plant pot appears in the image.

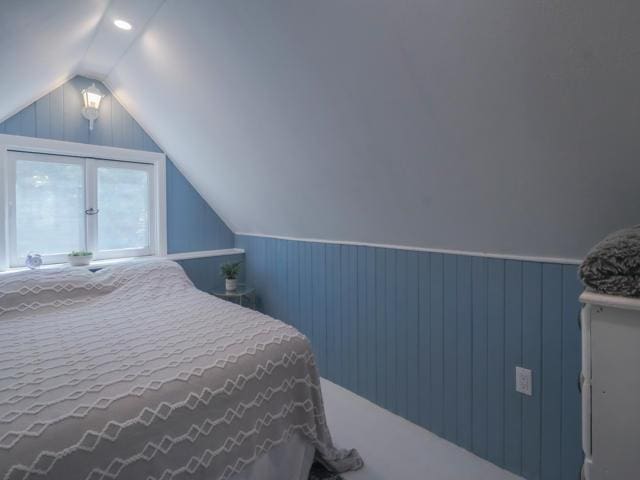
[225,278,238,291]
[68,254,93,267]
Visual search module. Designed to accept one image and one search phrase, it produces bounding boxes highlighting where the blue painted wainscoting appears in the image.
[235,234,583,480]
[0,76,237,286]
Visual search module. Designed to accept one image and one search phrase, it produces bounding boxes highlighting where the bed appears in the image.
[0,259,362,480]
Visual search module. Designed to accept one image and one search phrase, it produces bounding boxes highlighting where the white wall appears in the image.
[102,0,640,260]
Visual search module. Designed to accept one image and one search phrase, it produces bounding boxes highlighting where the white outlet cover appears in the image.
[515,366,532,396]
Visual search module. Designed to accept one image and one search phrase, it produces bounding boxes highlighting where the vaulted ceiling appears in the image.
[2,0,640,260]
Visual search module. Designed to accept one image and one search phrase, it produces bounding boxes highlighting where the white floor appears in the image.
[320,379,522,480]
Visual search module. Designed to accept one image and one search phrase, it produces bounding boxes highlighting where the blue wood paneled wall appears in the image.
[0,75,234,254]
[236,234,583,480]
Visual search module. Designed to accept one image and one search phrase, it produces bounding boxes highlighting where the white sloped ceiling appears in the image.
[3,1,640,259]
[0,0,108,122]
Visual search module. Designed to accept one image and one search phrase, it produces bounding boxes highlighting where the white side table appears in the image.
[211,284,256,309]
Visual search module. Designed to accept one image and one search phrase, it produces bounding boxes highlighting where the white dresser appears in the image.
[580,291,640,480]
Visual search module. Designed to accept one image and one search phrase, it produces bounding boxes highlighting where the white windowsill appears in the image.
[0,248,244,276]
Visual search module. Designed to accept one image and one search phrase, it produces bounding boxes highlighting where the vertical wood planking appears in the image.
[326,244,341,383]
[348,246,359,392]
[35,94,51,138]
[443,254,458,442]
[63,79,87,144]
[471,257,488,457]
[312,243,327,373]
[365,247,377,401]
[385,248,397,413]
[541,264,563,480]
[121,110,134,150]
[166,158,232,253]
[504,260,523,474]
[418,252,431,429]
[395,250,409,418]
[19,104,36,137]
[49,84,64,140]
[487,258,505,466]
[276,239,289,321]
[92,94,112,146]
[132,121,145,150]
[375,248,387,406]
[235,234,251,289]
[110,96,125,148]
[266,238,278,317]
[300,242,313,341]
[341,245,358,392]
[4,109,21,135]
[254,236,268,313]
[429,253,445,436]
[522,262,543,479]
[456,255,473,450]
[406,251,420,424]
[237,236,583,480]
[287,240,301,331]
[357,246,369,397]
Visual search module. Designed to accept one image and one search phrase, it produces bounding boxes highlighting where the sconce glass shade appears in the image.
[81,83,104,130]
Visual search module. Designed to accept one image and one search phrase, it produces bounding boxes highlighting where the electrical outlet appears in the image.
[515,366,532,396]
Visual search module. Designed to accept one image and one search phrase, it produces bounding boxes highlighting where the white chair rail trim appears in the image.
[0,249,245,276]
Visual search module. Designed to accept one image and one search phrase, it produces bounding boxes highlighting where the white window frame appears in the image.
[6,152,87,267]
[87,158,157,261]
[0,134,167,270]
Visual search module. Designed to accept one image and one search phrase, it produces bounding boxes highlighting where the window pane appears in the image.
[15,159,85,259]
[97,167,150,251]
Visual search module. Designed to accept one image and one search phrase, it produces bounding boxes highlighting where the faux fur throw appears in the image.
[579,225,640,297]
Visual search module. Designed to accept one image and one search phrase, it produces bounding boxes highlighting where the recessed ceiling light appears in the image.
[114,19,132,31]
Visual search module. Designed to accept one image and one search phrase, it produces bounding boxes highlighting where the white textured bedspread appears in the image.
[0,260,362,480]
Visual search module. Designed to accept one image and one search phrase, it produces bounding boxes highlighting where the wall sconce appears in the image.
[81,83,104,131]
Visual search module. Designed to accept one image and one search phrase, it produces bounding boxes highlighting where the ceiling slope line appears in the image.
[103,0,168,82]
[75,0,114,80]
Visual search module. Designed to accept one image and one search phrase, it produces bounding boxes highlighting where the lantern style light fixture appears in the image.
[81,83,104,131]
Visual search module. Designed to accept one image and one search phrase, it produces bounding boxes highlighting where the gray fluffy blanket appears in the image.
[579,225,640,297]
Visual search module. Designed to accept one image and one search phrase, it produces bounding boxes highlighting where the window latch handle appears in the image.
[85,208,99,216]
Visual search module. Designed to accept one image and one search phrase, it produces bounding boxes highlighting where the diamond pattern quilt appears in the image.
[0,260,362,480]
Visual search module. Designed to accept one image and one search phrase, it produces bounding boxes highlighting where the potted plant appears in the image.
[68,251,93,267]
[220,261,242,291]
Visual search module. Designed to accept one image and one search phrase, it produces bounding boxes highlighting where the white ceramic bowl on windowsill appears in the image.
[68,254,93,267]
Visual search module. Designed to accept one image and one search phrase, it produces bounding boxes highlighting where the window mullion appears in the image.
[85,158,98,255]
[0,152,9,271]
[5,157,17,268]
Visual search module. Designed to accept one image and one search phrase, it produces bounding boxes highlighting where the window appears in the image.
[0,135,166,269]
[96,163,151,252]
[13,154,86,263]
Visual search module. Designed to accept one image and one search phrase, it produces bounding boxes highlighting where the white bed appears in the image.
[0,259,361,480]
